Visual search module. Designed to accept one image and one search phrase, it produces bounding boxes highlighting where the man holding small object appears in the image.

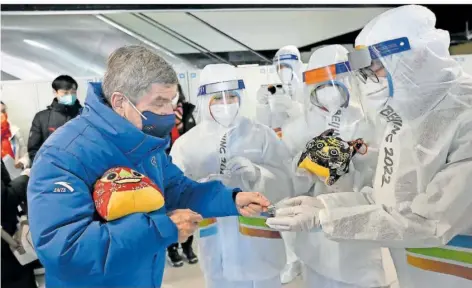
[27,45,269,288]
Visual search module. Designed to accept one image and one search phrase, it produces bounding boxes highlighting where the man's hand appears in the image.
[15,161,24,170]
[235,192,270,217]
[266,196,325,232]
[21,168,30,177]
[168,209,203,243]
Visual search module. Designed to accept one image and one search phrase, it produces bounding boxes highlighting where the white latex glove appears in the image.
[225,157,257,181]
[266,196,324,232]
[266,205,322,232]
[256,87,271,105]
[276,195,324,209]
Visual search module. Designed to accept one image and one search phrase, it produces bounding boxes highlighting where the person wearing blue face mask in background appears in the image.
[27,75,82,163]
[27,46,270,288]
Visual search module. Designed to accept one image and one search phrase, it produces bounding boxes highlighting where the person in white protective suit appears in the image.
[266,5,472,288]
[170,63,294,288]
[271,45,395,288]
[255,45,304,284]
[256,45,304,135]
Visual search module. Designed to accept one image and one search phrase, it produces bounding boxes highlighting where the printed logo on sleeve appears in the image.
[151,156,157,167]
[53,182,74,193]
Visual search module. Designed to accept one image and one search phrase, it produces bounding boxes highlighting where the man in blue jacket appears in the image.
[27,45,270,287]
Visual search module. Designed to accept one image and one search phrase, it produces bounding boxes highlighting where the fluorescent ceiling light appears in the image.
[23,39,52,51]
[237,64,259,68]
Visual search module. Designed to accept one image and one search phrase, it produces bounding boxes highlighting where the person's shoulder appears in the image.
[41,117,96,151]
[34,108,52,119]
[171,125,205,155]
[174,125,201,144]
[243,117,274,133]
[235,117,276,139]
[35,118,112,178]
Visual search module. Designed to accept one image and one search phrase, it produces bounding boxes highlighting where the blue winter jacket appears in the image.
[27,82,240,287]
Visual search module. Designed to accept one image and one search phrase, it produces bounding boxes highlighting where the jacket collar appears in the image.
[81,82,168,162]
[49,98,82,115]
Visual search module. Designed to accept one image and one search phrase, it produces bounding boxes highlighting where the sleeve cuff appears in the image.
[317,192,370,209]
[149,213,179,247]
[232,188,242,202]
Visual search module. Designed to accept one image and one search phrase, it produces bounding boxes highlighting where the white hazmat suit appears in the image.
[271,45,395,288]
[256,45,304,133]
[270,5,472,288]
[255,45,304,284]
[170,64,293,288]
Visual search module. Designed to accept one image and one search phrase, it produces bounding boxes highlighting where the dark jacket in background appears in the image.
[180,102,197,135]
[166,101,197,253]
[1,161,37,288]
[27,98,82,162]
[166,102,196,154]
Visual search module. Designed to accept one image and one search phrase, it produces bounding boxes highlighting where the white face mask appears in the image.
[316,86,344,113]
[210,103,239,127]
[279,68,293,85]
[360,77,390,114]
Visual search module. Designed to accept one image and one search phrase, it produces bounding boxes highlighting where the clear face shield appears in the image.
[303,60,362,117]
[348,37,412,112]
[273,54,302,99]
[196,79,245,128]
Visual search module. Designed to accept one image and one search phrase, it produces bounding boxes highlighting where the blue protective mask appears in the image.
[123,94,176,138]
[59,94,77,106]
[141,111,176,139]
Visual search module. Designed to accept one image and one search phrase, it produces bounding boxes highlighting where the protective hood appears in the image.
[274,45,303,97]
[304,45,364,126]
[355,4,462,120]
[196,64,243,129]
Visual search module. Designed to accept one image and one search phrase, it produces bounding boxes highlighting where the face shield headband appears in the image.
[348,37,412,98]
[309,80,350,112]
[197,79,245,126]
[274,54,300,82]
[303,61,353,111]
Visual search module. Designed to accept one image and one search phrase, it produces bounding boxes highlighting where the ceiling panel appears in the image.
[143,12,247,53]
[1,14,193,80]
[2,8,395,80]
[191,8,391,51]
[105,13,201,54]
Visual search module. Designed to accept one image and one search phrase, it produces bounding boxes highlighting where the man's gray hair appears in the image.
[102,45,178,103]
